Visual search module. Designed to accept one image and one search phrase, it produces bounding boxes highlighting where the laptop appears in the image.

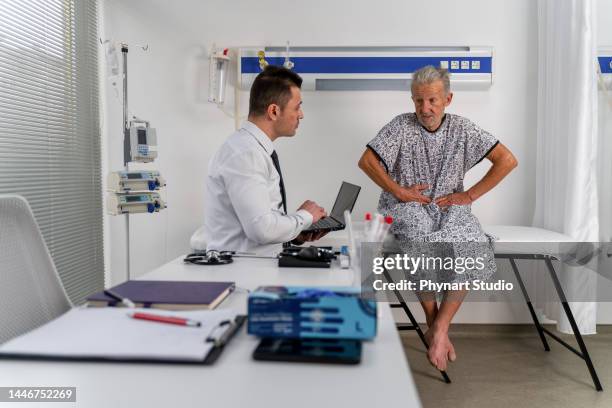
[303,181,361,233]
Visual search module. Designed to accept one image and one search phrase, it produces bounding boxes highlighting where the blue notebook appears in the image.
[87,280,235,310]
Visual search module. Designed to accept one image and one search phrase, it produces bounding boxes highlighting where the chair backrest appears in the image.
[0,195,72,344]
[190,225,207,251]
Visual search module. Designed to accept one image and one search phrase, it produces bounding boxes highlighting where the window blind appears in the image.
[0,0,103,304]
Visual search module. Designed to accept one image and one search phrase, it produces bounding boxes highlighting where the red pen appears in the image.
[128,312,201,327]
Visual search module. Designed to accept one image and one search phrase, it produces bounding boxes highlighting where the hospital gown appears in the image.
[367,113,499,283]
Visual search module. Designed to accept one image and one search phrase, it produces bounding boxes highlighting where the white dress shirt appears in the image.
[195,121,313,255]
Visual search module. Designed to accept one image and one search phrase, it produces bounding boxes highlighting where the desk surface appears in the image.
[0,256,421,408]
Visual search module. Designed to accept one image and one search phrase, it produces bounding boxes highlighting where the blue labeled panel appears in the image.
[241,56,493,74]
[599,56,612,74]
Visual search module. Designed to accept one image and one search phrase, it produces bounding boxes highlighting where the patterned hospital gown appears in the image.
[367,113,499,283]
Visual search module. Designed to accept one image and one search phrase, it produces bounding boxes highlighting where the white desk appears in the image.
[0,256,421,408]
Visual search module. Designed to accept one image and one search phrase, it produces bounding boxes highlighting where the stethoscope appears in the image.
[183,250,278,266]
[183,247,336,266]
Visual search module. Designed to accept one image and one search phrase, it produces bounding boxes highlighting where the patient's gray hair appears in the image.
[411,65,451,95]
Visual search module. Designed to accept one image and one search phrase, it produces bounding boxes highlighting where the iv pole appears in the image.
[121,43,131,280]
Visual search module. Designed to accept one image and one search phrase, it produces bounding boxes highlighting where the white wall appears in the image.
[596,0,612,324]
[101,0,609,323]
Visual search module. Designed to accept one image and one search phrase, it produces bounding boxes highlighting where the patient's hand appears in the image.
[435,192,473,208]
[392,184,432,204]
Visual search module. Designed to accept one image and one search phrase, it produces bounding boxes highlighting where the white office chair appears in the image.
[0,195,72,344]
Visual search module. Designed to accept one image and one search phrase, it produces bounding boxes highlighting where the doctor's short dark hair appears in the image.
[248,65,303,117]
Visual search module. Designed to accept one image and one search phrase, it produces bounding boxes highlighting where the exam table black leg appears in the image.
[383,268,452,384]
[545,258,603,392]
[508,258,550,351]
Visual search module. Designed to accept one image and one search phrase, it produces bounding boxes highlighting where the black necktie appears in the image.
[270,150,287,214]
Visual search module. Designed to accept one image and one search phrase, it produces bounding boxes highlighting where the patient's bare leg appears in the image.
[417,291,438,328]
[418,292,440,362]
[425,290,467,371]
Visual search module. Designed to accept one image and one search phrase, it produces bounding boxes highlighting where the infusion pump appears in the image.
[107,192,166,215]
[124,119,157,163]
[108,170,166,193]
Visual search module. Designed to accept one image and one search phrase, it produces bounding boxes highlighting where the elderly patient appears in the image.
[358,65,517,371]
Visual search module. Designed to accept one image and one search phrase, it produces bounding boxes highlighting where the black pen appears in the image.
[104,289,136,308]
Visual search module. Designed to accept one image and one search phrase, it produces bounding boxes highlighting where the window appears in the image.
[0,0,103,304]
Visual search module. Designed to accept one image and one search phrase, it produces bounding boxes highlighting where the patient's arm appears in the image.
[358,148,431,204]
[436,142,518,207]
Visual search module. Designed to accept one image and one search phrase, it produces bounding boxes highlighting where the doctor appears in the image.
[192,66,327,255]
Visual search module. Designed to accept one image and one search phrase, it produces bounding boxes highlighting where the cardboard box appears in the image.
[248,286,377,340]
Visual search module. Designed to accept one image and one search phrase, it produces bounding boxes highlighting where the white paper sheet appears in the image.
[0,307,239,362]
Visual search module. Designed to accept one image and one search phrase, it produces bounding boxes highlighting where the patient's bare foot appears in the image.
[425,329,456,363]
[447,339,457,362]
[425,329,452,371]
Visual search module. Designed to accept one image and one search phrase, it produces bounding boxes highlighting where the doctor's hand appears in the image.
[392,184,432,204]
[435,192,473,208]
[292,230,329,246]
[298,200,327,223]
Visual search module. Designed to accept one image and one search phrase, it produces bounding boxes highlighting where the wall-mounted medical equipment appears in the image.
[108,171,166,193]
[124,117,158,164]
[209,47,230,105]
[238,46,493,91]
[107,192,166,215]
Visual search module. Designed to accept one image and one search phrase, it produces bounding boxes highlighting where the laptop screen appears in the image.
[330,182,361,222]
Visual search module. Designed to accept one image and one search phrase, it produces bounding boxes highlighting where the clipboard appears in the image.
[0,308,246,365]
[203,315,246,364]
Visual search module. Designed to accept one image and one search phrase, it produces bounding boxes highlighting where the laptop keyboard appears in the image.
[311,217,338,229]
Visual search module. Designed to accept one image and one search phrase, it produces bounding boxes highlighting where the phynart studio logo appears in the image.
[371,278,514,292]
